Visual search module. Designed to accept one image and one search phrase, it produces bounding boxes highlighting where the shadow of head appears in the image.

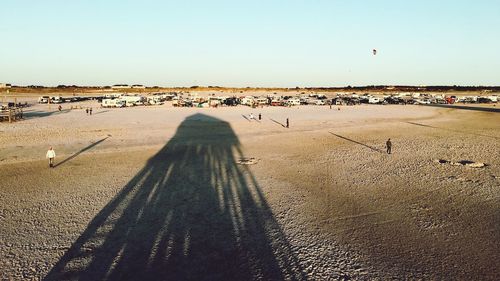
[45,113,305,281]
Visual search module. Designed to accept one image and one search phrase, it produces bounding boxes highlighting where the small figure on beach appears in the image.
[286,118,289,128]
[329,104,332,109]
[86,108,89,115]
[258,113,261,120]
[89,107,93,115]
[46,147,56,168]
[249,113,255,120]
[386,138,392,154]
[58,105,62,111]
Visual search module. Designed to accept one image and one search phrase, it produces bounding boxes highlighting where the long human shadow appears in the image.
[54,136,110,168]
[92,110,110,115]
[45,113,306,281]
[406,121,499,140]
[420,104,500,113]
[330,132,384,153]
[269,118,286,128]
[24,109,71,119]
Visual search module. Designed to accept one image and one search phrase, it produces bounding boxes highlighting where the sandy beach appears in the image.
[1,100,499,280]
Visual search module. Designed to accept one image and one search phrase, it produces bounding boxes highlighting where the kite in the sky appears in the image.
[373,49,377,55]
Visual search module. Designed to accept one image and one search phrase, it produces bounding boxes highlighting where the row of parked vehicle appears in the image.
[38,92,498,109]
[38,93,178,108]
[240,94,329,107]
[38,96,93,104]
[331,93,499,106]
[100,92,177,108]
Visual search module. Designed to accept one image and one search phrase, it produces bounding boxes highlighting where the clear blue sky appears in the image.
[1,0,499,87]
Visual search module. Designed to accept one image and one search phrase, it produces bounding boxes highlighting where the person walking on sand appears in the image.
[286,118,289,128]
[249,113,255,120]
[386,138,392,154]
[89,107,93,115]
[58,105,62,112]
[86,108,89,115]
[46,147,56,168]
[258,113,262,121]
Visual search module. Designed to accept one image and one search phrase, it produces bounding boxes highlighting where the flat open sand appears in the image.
[1,101,499,280]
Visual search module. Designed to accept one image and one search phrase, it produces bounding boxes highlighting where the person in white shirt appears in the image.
[46,147,56,168]
[249,113,255,120]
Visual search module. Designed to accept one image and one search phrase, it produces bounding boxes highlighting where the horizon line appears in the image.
[3,84,500,89]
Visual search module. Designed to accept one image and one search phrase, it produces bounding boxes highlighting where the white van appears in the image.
[51,96,63,104]
[102,99,125,108]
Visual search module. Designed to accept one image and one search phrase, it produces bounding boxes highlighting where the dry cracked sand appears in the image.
[0,101,499,280]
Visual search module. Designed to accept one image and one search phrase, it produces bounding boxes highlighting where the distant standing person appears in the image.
[258,113,261,121]
[46,147,56,168]
[286,118,289,128]
[58,105,62,111]
[249,113,255,120]
[86,108,89,115]
[386,138,392,154]
[89,107,93,115]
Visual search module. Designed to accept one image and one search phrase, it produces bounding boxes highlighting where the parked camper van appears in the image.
[147,96,164,105]
[121,95,144,106]
[51,96,63,104]
[241,96,255,106]
[287,98,301,106]
[487,95,498,102]
[101,99,125,108]
[38,96,50,103]
[255,97,268,106]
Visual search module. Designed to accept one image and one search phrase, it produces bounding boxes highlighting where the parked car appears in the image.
[368,97,382,104]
